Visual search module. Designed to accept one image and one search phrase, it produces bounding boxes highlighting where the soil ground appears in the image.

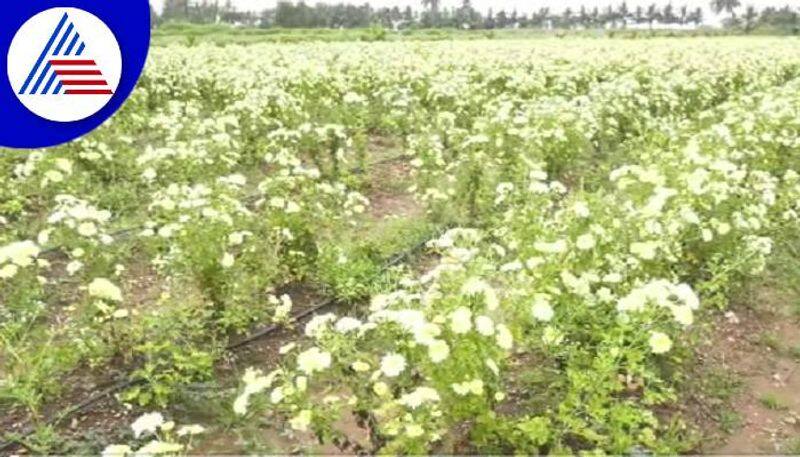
[697,245,800,455]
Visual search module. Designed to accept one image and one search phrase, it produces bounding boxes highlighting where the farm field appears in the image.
[1,37,800,454]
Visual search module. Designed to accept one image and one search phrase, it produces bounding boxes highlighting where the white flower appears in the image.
[101,445,132,457]
[88,278,123,302]
[399,387,440,409]
[37,229,51,245]
[285,201,301,213]
[671,305,694,326]
[674,283,700,310]
[274,294,293,321]
[177,424,205,437]
[485,358,499,376]
[221,252,235,268]
[452,379,484,396]
[270,387,285,404]
[335,317,362,333]
[405,424,424,438]
[279,342,296,354]
[630,241,658,260]
[603,272,623,284]
[44,170,63,183]
[427,339,450,363]
[649,331,673,354]
[0,264,18,279]
[351,361,370,372]
[269,197,285,208]
[142,168,157,181]
[55,158,73,174]
[450,307,473,334]
[304,313,336,338]
[495,324,513,350]
[296,347,332,375]
[77,222,98,237]
[576,233,596,251]
[572,201,591,218]
[0,240,40,267]
[531,295,554,322]
[133,440,182,456]
[542,326,564,345]
[534,239,567,254]
[66,260,83,275]
[290,410,312,432]
[373,381,390,397]
[460,278,499,310]
[228,232,246,246]
[475,315,495,336]
[380,353,406,377]
[131,412,164,438]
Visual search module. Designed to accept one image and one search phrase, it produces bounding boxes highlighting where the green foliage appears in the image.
[3,38,800,455]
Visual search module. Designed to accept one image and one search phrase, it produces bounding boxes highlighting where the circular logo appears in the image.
[8,8,123,123]
[0,2,150,149]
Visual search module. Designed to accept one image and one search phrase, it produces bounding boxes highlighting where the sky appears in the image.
[150,0,799,21]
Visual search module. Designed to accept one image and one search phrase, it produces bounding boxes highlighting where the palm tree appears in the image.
[591,7,601,27]
[536,7,551,28]
[743,5,758,32]
[679,5,689,24]
[618,1,630,22]
[579,5,590,28]
[562,7,574,28]
[634,6,645,24]
[646,3,659,28]
[662,3,675,24]
[710,0,742,25]
[421,0,440,24]
[692,7,704,25]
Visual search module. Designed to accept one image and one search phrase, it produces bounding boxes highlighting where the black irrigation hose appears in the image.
[225,225,439,351]
[0,223,446,454]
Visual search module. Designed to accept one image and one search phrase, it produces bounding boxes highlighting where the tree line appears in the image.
[156,0,799,33]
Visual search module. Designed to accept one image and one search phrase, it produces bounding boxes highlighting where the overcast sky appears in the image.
[151,0,799,21]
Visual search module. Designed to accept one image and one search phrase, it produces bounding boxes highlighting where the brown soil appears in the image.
[363,136,419,221]
[696,284,800,454]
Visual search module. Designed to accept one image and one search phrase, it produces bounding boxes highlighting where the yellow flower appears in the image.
[373,381,390,397]
[427,339,450,363]
[88,278,123,302]
[649,331,673,354]
[405,424,424,438]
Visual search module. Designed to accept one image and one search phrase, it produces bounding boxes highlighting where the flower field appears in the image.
[2,37,800,454]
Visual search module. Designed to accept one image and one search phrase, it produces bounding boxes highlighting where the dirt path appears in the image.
[698,259,800,454]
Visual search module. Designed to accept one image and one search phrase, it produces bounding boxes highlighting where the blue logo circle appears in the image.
[1,2,150,149]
